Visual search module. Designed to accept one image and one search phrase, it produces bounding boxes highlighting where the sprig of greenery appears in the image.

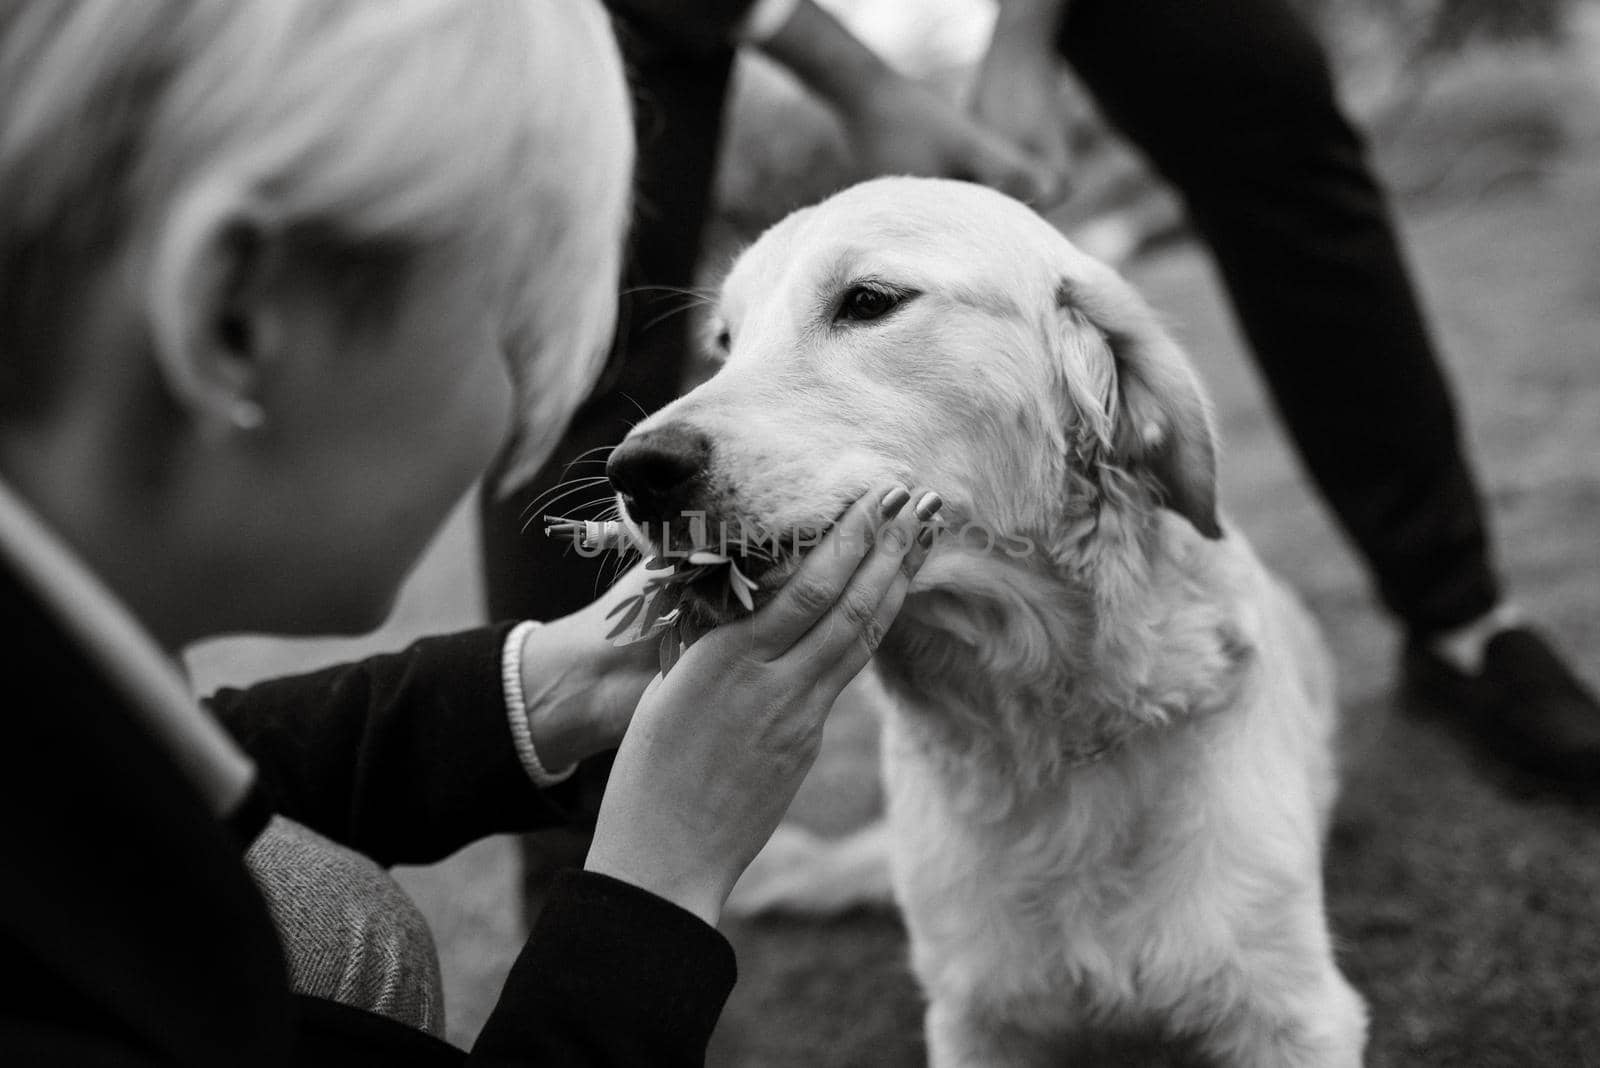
[543,515,764,675]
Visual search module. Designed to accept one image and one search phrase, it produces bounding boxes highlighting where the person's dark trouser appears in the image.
[478,41,736,625]
[482,0,1502,637]
[1062,0,1500,633]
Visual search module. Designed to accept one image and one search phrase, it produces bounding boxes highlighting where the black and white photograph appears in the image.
[2,0,1598,1064]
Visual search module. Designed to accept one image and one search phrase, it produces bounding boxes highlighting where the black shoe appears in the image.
[1402,626,1600,798]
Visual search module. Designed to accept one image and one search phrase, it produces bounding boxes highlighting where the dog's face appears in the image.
[610,178,1219,620]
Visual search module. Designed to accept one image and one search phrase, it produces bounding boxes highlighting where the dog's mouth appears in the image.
[635,516,811,617]
[545,502,838,640]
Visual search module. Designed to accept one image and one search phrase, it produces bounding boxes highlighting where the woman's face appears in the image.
[234,246,518,634]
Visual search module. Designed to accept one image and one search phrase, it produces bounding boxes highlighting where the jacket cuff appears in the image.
[476,870,736,1064]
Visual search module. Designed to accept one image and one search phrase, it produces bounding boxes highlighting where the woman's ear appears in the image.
[145,179,279,432]
[1056,269,1222,539]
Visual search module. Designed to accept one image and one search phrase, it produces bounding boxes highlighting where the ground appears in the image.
[186,35,1600,1068]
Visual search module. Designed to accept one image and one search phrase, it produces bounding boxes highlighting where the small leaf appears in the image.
[661,567,706,587]
[641,586,676,629]
[659,628,683,675]
[605,596,646,640]
[605,592,643,621]
[687,550,730,566]
[731,573,754,612]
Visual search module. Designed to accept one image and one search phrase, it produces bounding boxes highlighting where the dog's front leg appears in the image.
[1194,961,1368,1068]
[925,999,1066,1068]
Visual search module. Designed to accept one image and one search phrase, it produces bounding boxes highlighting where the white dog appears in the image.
[608,177,1368,1067]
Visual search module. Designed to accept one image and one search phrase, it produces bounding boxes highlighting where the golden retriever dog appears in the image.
[606,177,1367,1066]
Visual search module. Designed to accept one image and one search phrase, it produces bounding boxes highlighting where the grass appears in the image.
[187,21,1600,1066]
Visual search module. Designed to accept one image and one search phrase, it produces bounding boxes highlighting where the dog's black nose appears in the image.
[607,425,712,525]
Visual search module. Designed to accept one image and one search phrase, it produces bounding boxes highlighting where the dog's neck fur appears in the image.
[875,504,1250,806]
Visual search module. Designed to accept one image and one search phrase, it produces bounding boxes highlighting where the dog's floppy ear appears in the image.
[1057,275,1222,539]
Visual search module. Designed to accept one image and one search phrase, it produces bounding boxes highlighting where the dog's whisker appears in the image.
[518,472,609,511]
[615,392,651,425]
[621,283,717,303]
[514,445,620,515]
[639,297,706,335]
[518,476,612,523]
[538,494,620,524]
[518,490,617,535]
[562,444,618,464]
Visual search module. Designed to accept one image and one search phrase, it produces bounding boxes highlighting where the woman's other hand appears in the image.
[969,0,1075,208]
[757,0,1065,208]
[584,484,941,926]
[516,563,660,770]
[838,76,1066,208]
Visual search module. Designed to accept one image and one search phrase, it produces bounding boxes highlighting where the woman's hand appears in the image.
[835,76,1066,207]
[968,1,1074,207]
[756,0,1063,207]
[584,484,941,926]
[516,563,661,771]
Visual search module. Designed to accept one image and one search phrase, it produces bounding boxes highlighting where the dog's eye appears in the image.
[836,284,900,323]
[714,328,731,352]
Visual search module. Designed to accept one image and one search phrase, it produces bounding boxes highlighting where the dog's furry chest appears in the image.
[878,704,1232,1025]
[869,543,1340,1032]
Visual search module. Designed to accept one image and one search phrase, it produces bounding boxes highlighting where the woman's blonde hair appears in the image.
[0,0,633,474]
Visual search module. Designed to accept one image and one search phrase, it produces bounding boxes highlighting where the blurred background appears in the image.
[190,0,1600,1063]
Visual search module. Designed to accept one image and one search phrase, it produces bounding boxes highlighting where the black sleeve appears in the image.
[604,0,757,56]
[207,624,603,867]
[470,871,737,1067]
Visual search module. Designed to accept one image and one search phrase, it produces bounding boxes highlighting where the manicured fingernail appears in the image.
[917,526,936,549]
[879,486,911,517]
[913,491,943,521]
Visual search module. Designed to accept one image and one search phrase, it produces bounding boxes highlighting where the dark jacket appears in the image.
[606,0,756,56]
[0,560,735,1066]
